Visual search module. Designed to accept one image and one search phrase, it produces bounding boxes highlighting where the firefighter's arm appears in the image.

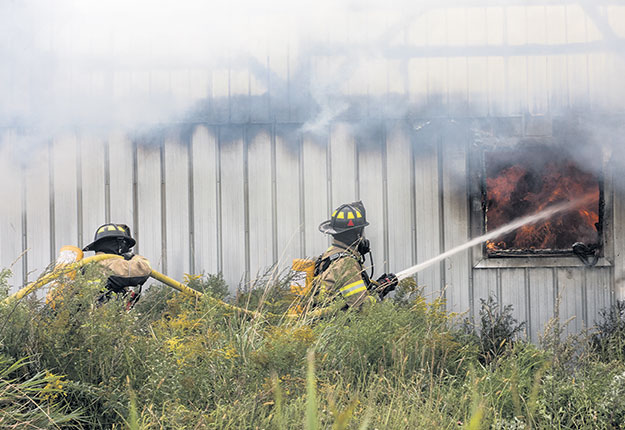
[331,258,376,308]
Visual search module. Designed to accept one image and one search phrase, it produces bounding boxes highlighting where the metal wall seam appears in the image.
[160,141,168,275]
[243,125,251,284]
[216,126,223,273]
[437,135,446,295]
[382,123,390,274]
[298,132,306,257]
[326,125,333,248]
[76,136,84,248]
[132,140,139,254]
[21,166,27,287]
[48,140,55,263]
[466,125,475,319]
[524,267,531,339]
[354,137,360,201]
[188,130,195,274]
[270,121,278,265]
[409,127,418,273]
[104,139,111,223]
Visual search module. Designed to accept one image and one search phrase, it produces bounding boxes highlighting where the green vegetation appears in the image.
[1,266,625,429]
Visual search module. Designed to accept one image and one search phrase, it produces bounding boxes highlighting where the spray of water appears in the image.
[396,194,596,281]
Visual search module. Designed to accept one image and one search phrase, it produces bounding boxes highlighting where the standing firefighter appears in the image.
[314,201,398,310]
[82,223,152,308]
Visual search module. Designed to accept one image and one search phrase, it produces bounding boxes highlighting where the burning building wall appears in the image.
[1,1,625,340]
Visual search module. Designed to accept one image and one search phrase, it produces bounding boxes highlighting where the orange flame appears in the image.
[485,149,600,253]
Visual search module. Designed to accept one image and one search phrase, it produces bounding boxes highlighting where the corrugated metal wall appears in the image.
[1,2,625,339]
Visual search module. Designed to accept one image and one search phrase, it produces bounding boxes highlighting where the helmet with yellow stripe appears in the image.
[319,202,369,235]
[83,223,136,252]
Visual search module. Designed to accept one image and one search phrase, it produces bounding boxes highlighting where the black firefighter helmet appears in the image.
[319,201,369,235]
[83,223,136,252]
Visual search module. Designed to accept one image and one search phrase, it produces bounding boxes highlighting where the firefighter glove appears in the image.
[376,273,398,297]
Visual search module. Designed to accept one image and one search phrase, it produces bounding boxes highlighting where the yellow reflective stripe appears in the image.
[339,280,366,297]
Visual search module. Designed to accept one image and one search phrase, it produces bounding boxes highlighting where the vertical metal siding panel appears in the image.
[80,136,105,248]
[136,144,162,271]
[302,136,328,257]
[164,139,189,281]
[52,135,78,253]
[614,166,625,302]
[108,133,134,225]
[500,269,528,335]
[247,127,274,276]
[526,7,548,114]
[528,268,555,344]
[545,6,568,110]
[466,8,488,116]
[275,128,302,269]
[191,126,219,275]
[414,134,442,299]
[25,146,51,281]
[357,144,384,279]
[386,123,414,275]
[566,5,590,108]
[556,268,585,336]
[0,134,24,289]
[586,268,611,328]
[486,7,505,115]
[219,130,246,290]
[473,270,499,321]
[442,132,470,314]
[330,123,357,207]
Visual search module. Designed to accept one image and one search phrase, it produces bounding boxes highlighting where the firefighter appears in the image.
[82,223,152,308]
[315,201,398,310]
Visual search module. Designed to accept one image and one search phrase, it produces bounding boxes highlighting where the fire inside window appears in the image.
[483,144,602,256]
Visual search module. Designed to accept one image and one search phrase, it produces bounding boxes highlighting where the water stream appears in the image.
[396,195,595,281]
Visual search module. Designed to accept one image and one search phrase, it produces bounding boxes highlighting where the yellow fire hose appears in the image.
[3,254,333,319]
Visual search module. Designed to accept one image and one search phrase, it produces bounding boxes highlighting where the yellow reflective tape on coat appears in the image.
[339,280,366,297]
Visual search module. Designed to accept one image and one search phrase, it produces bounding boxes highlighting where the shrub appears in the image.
[467,296,526,364]
[592,300,625,362]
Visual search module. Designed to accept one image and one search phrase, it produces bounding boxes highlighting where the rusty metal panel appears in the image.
[357,142,385,280]
[0,133,24,290]
[330,123,357,208]
[275,127,302,270]
[164,138,190,281]
[586,267,612,328]
[302,135,329,257]
[191,126,219,275]
[24,144,51,282]
[528,268,555,343]
[386,122,414,275]
[556,267,585,336]
[473,269,499,322]
[108,133,134,226]
[219,128,246,290]
[500,268,529,335]
[247,126,274,276]
[414,132,442,299]
[442,130,471,314]
[79,135,106,249]
[136,143,162,271]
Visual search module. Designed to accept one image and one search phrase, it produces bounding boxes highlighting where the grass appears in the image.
[1,266,625,429]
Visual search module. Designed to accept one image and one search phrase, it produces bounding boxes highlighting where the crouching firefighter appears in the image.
[82,223,152,309]
[306,201,398,311]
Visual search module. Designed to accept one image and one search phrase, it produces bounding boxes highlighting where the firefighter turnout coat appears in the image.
[314,240,377,309]
[97,253,152,292]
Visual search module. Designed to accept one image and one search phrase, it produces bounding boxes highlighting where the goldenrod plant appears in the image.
[2,266,625,428]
